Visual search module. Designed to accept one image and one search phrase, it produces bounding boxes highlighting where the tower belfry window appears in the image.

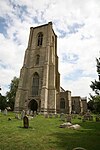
[37,32,43,46]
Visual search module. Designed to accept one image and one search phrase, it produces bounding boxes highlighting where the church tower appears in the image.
[14,22,60,113]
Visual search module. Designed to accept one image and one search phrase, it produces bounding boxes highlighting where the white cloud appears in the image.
[0,0,100,98]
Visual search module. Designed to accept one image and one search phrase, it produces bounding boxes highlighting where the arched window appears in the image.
[37,32,43,46]
[32,72,39,96]
[60,98,65,109]
[36,54,40,65]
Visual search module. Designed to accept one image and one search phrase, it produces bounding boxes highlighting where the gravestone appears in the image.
[60,113,64,118]
[60,113,65,121]
[21,110,25,119]
[23,115,29,128]
[83,112,93,121]
[0,109,1,113]
[4,108,7,115]
[54,114,58,118]
[34,111,37,117]
[96,115,100,122]
[27,110,30,116]
[30,110,33,116]
[49,114,53,118]
[15,113,20,119]
[66,115,71,123]
[44,114,48,118]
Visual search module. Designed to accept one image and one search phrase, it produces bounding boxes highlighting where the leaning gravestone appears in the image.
[23,115,29,128]
[26,110,30,116]
[34,111,37,117]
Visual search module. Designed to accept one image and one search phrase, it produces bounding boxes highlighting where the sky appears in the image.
[0,0,100,99]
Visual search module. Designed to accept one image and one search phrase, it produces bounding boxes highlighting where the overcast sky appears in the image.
[0,0,100,99]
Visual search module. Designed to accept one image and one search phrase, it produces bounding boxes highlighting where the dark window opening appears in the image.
[37,32,43,46]
[32,72,39,96]
[60,98,65,109]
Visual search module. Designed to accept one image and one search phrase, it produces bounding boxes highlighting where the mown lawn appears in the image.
[0,112,100,150]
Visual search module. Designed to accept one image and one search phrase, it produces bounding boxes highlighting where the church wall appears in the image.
[59,91,71,114]
[81,99,87,114]
[71,96,81,114]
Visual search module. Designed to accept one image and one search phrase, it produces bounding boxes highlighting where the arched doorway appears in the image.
[28,99,38,112]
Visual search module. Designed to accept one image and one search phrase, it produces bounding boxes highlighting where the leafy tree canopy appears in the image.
[88,57,100,113]
[0,94,7,110]
[6,77,19,111]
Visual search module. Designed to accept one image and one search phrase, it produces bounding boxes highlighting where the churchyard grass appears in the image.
[0,112,100,150]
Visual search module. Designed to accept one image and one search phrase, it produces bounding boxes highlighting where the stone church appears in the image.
[14,22,87,114]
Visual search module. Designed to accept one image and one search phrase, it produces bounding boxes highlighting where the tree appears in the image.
[90,58,100,94]
[88,57,100,113]
[6,77,19,111]
[0,94,7,110]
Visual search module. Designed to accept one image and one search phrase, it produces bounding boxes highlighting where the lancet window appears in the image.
[37,32,43,46]
[32,72,39,96]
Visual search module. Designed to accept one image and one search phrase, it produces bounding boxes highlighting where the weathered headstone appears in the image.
[83,112,93,121]
[30,110,33,116]
[26,110,30,116]
[96,115,100,122]
[21,110,25,119]
[4,108,7,115]
[15,113,20,119]
[60,113,65,121]
[49,114,53,118]
[44,114,48,118]
[54,114,58,118]
[66,115,71,123]
[23,115,29,128]
[34,111,37,117]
